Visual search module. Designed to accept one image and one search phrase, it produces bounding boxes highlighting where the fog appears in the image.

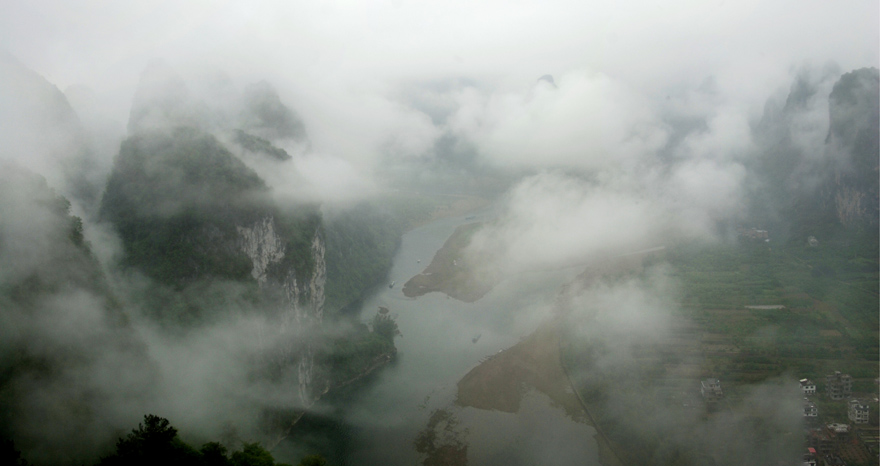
[0,1,877,465]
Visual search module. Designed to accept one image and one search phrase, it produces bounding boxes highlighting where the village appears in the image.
[696,371,877,466]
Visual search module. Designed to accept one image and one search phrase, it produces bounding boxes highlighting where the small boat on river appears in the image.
[389,281,396,288]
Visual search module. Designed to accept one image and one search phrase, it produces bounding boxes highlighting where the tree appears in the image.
[230,442,276,466]
[98,414,200,466]
[97,415,291,466]
[200,442,231,466]
[0,439,30,466]
[371,312,400,342]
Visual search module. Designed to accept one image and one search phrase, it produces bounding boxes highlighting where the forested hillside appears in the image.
[559,67,880,466]
[0,59,409,466]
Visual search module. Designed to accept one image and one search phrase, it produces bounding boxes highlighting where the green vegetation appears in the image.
[99,128,322,324]
[0,166,113,303]
[296,455,328,466]
[316,310,398,386]
[96,414,330,466]
[323,191,458,313]
[100,128,271,286]
[323,202,408,314]
[668,234,878,359]
[370,311,401,342]
[233,130,291,161]
[559,231,879,466]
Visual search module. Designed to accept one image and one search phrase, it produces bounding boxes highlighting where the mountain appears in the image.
[0,57,405,464]
[100,63,408,411]
[750,67,879,241]
[824,67,880,228]
[238,81,308,142]
[0,51,104,212]
[127,61,307,151]
[100,126,328,405]
[0,164,150,465]
[100,127,278,286]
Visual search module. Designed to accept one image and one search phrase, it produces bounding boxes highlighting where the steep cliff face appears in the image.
[100,61,396,413]
[100,128,266,287]
[237,215,327,405]
[238,216,286,287]
[825,67,879,227]
[750,67,879,239]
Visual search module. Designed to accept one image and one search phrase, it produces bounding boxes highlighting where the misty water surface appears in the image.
[287,209,599,465]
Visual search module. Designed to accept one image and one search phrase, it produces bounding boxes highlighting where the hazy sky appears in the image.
[0,3,875,463]
[2,0,876,119]
[2,0,876,250]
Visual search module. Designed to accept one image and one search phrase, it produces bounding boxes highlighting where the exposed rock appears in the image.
[826,67,879,226]
[238,216,286,286]
[236,215,327,405]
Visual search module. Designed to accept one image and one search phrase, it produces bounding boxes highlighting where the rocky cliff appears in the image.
[100,127,330,404]
[750,67,879,239]
[0,59,399,464]
[238,215,327,405]
[99,62,402,412]
[825,67,880,227]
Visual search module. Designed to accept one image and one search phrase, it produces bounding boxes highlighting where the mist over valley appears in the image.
[0,2,878,465]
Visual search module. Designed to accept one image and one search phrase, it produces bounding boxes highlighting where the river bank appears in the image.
[402,222,499,302]
[456,321,583,417]
[303,209,599,465]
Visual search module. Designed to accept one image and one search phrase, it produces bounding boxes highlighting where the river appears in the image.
[290,208,601,465]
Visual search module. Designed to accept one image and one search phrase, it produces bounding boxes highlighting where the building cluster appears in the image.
[802,447,818,466]
[809,423,851,455]
[825,371,852,400]
[806,423,854,466]
[700,372,874,463]
[800,371,876,465]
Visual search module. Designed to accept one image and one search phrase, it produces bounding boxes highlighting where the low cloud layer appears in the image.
[450,71,668,171]
[2,1,876,185]
[0,1,875,465]
[562,269,803,465]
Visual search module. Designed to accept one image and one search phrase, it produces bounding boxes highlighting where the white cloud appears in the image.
[450,71,668,171]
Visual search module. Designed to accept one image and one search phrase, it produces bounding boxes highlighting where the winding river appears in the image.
[291,209,600,465]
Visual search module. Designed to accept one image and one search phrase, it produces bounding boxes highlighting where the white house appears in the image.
[803,399,818,417]
[800,378,817,395]
[848,399,869,424]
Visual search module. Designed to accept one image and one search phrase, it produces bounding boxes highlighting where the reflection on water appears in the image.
[289,210,600,465]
